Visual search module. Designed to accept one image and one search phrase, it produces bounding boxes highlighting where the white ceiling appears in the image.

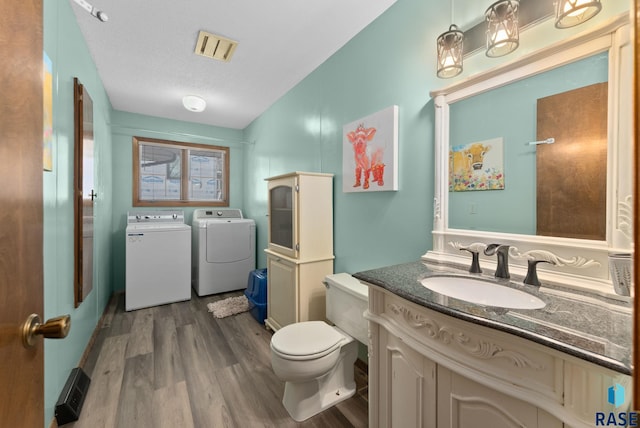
[69,0,398,130]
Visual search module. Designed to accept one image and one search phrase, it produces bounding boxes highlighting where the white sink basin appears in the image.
[420,276,546,310]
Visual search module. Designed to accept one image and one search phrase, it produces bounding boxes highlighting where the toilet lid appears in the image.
[271,321,344,357]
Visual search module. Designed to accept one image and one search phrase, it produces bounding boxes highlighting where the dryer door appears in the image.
[206,221,253,263]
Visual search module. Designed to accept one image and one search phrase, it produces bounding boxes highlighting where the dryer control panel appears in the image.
[193,209,243,220]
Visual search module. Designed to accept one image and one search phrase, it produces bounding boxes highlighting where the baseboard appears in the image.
[77,291,121,367]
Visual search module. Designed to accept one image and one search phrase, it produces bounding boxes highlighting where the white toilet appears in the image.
[270,273,369,422]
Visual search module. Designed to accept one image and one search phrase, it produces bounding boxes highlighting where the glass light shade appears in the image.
[555,0,602,29]
[437,25,464,79]
[182,95,206,112]
[485,0,519,58]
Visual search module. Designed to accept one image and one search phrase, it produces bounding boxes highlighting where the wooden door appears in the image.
[0,0,45,426]
[634,0,640,413]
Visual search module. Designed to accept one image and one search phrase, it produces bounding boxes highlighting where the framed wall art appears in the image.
[342,105,398,193]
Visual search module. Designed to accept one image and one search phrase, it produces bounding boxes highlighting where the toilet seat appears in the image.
[271,321,345,360]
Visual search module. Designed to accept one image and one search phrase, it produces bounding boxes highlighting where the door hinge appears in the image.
[296,243,300,252]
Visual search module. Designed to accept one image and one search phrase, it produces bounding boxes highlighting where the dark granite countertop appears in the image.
[353,260,632,375]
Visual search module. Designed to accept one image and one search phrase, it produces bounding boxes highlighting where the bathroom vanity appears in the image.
[355,262,631,428]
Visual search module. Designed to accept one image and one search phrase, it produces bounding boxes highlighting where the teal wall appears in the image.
[109,111,246,291]
[243,0,446,273]
[43,1,114,425]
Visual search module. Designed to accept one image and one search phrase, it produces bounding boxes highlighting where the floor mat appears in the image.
[207,295,250,319]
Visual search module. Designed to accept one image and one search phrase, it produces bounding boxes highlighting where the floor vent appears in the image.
[194,30,238,62]
[55,367,91,426]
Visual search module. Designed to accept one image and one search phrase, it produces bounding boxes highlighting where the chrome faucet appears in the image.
[484,244,510,279]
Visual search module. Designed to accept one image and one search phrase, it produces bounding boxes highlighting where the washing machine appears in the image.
[192,209,256,296]
[126,210,191,311]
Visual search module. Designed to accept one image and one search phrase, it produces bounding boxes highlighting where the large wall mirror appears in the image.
[424,15,632,297]
[74,78,95,307]
[448,52,608,239]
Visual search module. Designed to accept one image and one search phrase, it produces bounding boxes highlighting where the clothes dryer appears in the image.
[192,209,256,296]
[125,210,191,311]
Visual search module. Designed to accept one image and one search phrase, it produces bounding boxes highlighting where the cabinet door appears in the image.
[267,256,297,329]
[437,367,561,428]
[268,176,297,258]
[377,329,436,428]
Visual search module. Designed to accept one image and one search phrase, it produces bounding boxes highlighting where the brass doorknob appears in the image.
[21,314,71,348]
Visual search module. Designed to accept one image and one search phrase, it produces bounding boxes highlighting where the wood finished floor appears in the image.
[68,291,368,428]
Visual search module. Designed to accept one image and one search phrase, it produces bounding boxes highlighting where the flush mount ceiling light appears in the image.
[437,25,464,79]
[182,95,206,112]
[555,0,602,29]
[485,0,520,58]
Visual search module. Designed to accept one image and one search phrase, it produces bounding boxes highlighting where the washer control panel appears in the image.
[127,210,185,224]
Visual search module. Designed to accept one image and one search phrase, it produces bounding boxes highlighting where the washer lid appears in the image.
[271,321,344,357]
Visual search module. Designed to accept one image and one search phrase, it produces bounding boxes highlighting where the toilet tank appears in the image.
[325,273,369,344]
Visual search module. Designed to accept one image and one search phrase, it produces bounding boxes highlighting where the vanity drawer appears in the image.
[373,289,564,405]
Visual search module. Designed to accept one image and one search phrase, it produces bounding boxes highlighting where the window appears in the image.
[133,137,229,207]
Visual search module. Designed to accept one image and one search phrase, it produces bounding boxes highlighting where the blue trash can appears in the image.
[244,268,267,324]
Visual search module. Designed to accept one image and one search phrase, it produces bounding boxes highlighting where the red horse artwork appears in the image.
[342,106,398,193]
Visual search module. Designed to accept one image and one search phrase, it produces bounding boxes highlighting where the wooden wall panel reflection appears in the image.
[536,82,607,240]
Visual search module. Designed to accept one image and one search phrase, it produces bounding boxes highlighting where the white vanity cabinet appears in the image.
[264,172,334,331]
[437,367,562,428]
[376,328,437,427]
[365,284,631,428]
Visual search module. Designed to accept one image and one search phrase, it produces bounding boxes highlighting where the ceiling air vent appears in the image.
[194,31,238,62]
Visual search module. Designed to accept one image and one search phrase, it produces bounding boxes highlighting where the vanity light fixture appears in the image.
[182,95,206,112]
[485,0,520,58]
[437,1,463,79]
[555,0,602,29]
[437,25,464,78]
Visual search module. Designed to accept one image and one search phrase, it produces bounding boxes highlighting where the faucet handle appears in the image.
[515,250,558,286]
[458,243,485,274]
[459,248,482,274]
[523,260,553,287]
